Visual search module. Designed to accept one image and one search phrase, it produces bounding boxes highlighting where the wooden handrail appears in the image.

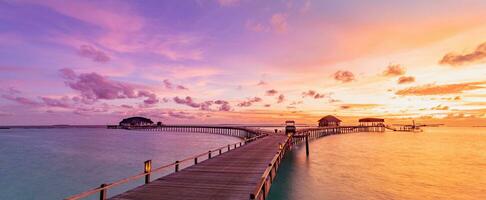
[64,129,269,200]
[250,135,290,200]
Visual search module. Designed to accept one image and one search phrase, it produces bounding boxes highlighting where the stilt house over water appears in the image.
[318,115,342,127]
[358,118,385,127]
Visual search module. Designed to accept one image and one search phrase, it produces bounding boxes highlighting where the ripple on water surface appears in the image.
[268,127,486,200]
[0,128,242,200]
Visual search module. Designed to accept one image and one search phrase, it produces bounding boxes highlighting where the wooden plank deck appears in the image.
[111,135,288,200]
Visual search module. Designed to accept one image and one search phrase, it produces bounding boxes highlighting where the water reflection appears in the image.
[268,127,486,200]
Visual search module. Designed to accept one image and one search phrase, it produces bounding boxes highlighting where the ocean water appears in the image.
[268,127,486,200]
[0,128,241,200]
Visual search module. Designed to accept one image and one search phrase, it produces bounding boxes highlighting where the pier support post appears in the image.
[305,135,309,156]
[144,160,152,184]
[99,183,107,200]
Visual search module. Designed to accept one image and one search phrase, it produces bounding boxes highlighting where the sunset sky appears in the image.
[0,0,485,126]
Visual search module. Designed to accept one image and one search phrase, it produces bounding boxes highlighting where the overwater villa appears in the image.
[358,118,385,127]
[318,115,342,127]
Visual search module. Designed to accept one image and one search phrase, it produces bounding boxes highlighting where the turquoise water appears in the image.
[268,127,486,200]
[0,128,241,200]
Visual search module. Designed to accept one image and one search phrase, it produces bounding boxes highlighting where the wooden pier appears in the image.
[111,135,289,200]
[108,125,266,139]
[66,124,385,200]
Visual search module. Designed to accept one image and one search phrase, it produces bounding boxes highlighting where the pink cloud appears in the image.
[33,0,203,61]
[270,13,288,33]
[277,94,285,103]
[301,90,327,99]
[246,20,266,32]
[31,0,143,33]
[266,89,278,96]
[290,100,303,105]
[333,70,355,83]
[217,0,240,7]
[257,81,268,86]
[78,45,110,63]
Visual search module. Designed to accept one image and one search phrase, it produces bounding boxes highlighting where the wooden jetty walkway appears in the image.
[111,134,288,200]
[66,124,386,200]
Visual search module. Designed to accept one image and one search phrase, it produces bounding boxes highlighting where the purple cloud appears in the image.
[163,79,188,90]
[60,68,159,105]
[214,100,232,111]
[121,104,133,109]
[301,90,327,99]
[78,45,110,63]
[237,97,262,107]
[168,111,196,119]
[1,94,41,106]
[173,96,230,111]
[173,96,202,108]
[41,96,71,108]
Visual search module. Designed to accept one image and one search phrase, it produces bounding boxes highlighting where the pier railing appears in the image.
[250,135,291,200]
[113,125,267,139]
[64,133,268,200]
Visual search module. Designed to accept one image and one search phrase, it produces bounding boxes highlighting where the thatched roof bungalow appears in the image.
[359,118,384,126]
[318,115,341,127]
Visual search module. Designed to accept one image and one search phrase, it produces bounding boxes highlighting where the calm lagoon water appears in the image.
[268,127,486,200]
[0,128,241,200]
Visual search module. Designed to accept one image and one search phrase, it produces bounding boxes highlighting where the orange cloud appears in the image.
[439,42,486,66]
[431,104,449,110]
[397,76,415,84]
[383,64,406,76]
[339,103,381,110]
[333,70,355,83]
[395,81,485,96]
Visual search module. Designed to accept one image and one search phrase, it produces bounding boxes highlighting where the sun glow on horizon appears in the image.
[0,0,485,126]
